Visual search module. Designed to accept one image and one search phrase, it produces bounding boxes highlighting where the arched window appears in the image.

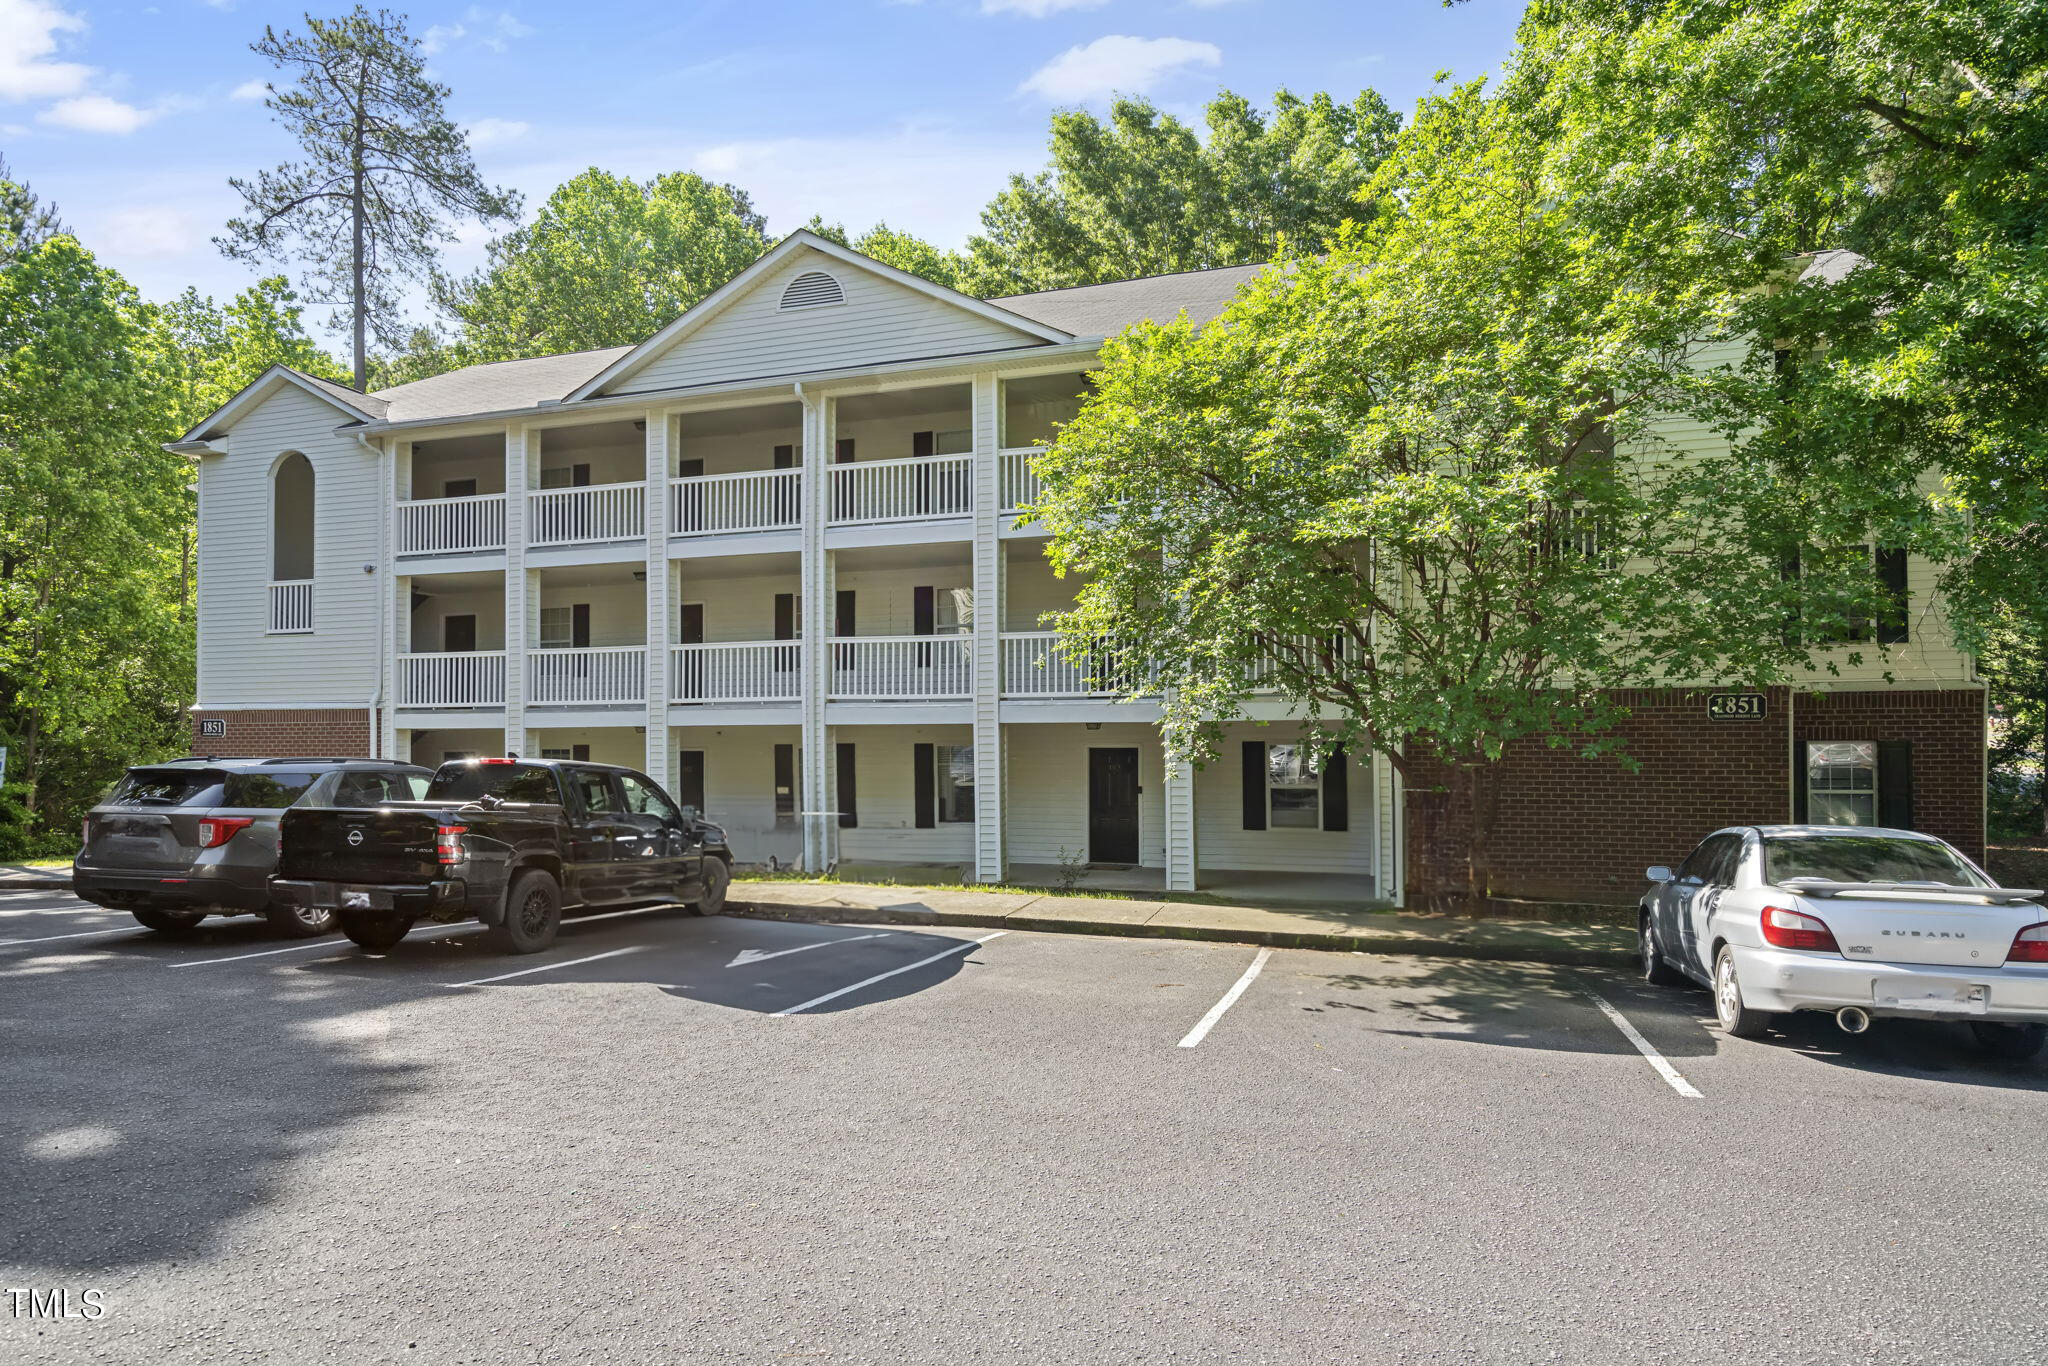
[271,452,315,580]
[780,270,845,311]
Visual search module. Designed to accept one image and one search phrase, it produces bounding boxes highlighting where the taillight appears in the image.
[436,824,467,866]
[1761,904,1840,953]
[2008,923,2048,964]
[196,816,255,849]
[480,757,515,765]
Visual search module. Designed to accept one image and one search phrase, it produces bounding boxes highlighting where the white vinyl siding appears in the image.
[606,252,1046,396]
[199,383,382,706]
[1002,722,1169,868]
[1195,724,1376,877]
[669,725,805,867]
[831,724,977,864]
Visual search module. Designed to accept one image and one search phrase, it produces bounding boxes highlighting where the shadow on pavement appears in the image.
[1762,1010,2048,1091]
[0,908,978,1274]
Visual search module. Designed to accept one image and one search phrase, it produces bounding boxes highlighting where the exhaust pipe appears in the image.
[1835,1006,1871,1035]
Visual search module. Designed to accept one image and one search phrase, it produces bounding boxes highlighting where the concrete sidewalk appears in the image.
[0,863,70,889]
[731,879,1636,968]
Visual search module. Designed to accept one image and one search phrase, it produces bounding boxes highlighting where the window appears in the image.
[934,744,975,823]
[222,772,321,809]
[1806,741,1878,826]
[1677,832,1742,886]
[539,745,590,761]
[619,773,681,823]
[328,771,425,807]
[271,452,315,580]
[539,463,591,489]
[780,270,845,310]
[571,771,622,815]
[441,750,478,763]
[443,478,477,498]
[1783,546,1910,645]
[675,751,705,817]
[1762,833,1986,887]
[1265,745,1320,828]
[774,744,798,821]
[110,768,225,807]
[428,763,559,803]
[539,607,572,649]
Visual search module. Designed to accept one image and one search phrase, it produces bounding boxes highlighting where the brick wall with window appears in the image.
[1402,685,1985,906]
[189,708,373,758]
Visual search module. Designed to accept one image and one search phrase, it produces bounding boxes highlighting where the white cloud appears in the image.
[230,78,267,101]
[1020,35,1221,102]
[467,116,529,149]
[0,0,93,101]
[981,0,1109,16]
[97,204,202,256]
[423,8,533,56]
[37,93,156,134]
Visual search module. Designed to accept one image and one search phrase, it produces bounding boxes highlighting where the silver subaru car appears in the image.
[1640,825,2048,1059]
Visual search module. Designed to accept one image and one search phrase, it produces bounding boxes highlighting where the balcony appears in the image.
[398,651,506,708]
[528,646,647,705]
[671,469,800,536]
[670,641,802,703]
[1000,632,1156,697]
[529,482,645,546]
[1001,447,1046,512]
[267,580,313,634]
[829,454,972,525]
[398,493,507,555]
[829,635,972,699]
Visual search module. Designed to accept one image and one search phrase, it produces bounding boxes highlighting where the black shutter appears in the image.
[675,750,705,814]
[1241,741,1267,830]
[774,744,795,818]
[837,742,857,828]
[836,590,856,636]
[772,444,794,469]
[912,431,935,458]
[835,438,855,464]
[571,603,591,649]
[912,586,934,635]
[1878,740,1914,829]
[913,743,936,828]
[1792,739,1809,824]
[774,593,795,641]
[1321,746,1349,832]
[572,463,591,487]
[1876,548,1909,644]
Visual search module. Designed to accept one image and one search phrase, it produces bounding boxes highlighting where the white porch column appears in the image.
[797,391,834,871]
[642,410,671,787]
[1163,717,1197,892]
[970,372,1005,883]
[381,438,411,760]
[1376,749,1405,907]
[503,424,535,758]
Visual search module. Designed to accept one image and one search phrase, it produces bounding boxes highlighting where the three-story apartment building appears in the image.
[169,231,1985,903]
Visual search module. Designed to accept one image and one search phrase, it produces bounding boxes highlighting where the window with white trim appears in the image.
[1806,741,1877,826]
[1266,744,1321,829]
[539,607,572,649]
[935,744,975,823]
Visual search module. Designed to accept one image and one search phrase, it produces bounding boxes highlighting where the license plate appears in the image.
[340,887,390,910]
[1875,981,1989,1014]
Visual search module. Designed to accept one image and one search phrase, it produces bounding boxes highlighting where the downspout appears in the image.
[354,431,385,758]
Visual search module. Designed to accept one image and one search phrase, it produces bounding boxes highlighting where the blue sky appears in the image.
[5,0,1525,329]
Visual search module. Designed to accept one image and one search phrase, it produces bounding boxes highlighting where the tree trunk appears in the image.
[349,75,368,391]
[2038,640,2047,840]
[1461,762,1505,917]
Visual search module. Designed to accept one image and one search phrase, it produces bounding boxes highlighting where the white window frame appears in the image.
[1266,744,1321,830]
[538,606,573,649]
[1806,740,1878,826]
[934,743,975,824]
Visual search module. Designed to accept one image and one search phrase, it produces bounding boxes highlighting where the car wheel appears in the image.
[690,858,730,916]
[1969,1022,2046,1061]
[1640,913,1684,986]
[1713,946,1772,1038]
[132,908,206,934]
[265,901,337,938]
[487,870,561,954]
[340,913,414,954]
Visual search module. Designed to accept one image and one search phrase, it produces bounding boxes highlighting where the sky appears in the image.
[3,0,1527,334]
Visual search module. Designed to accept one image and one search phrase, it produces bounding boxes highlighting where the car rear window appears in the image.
[108,769,225,807]
[221,772,323,809]
[427,763,561,804]
[1763,834,1988,888]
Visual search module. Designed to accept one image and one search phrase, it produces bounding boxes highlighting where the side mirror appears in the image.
[680,805,701,824]
[1646,865,1674,885]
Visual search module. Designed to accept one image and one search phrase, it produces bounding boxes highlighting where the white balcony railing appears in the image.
[1242,634,1349,691]
[268,580,313,634]
[999,632,1155,697]
[829,454,973,525]
[670,641,802,703]
[528,646,646,705]
[1001,447,1046,513]
[528,482,645,546]
[398,651,506,707]
[671,469,801,536]
[397,492,507,555]
[828,635,972,699]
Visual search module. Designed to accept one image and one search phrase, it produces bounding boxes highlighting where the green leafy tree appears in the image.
[438,169,770,364]
[160,276,349,428]
[217,4,520,390]
[803,216,968,290]
[1030,79,1911,909]
[0,238,191,854]
[963,88,1401,295]
[0,155,64,263]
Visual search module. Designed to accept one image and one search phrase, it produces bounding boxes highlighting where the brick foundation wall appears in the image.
[1404,685,1984,905]
[189,708,375,758]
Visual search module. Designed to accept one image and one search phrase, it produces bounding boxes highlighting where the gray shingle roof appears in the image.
[369,346,633,425]
[990,262,1270,337]
[298,370,389,419]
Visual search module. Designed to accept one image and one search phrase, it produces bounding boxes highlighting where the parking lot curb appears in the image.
[0,874,72,891]
[726,895,1637,969]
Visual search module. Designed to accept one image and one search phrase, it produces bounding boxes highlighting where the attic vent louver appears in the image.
[780,270,845,311]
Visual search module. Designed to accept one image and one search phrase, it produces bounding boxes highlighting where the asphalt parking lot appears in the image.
[4,884,2046,1366]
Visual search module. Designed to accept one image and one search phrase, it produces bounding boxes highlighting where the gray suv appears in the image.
[75,758,434,937]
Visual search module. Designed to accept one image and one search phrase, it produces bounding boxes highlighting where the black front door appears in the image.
[1088,748,1140,864]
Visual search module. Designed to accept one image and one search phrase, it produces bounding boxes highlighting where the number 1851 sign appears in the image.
[1706,692,1768,721]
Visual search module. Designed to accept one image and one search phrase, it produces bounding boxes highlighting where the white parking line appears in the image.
[1582,989,1704,1099]
[170,903,675,969]
[773,931,1005,1016]
[0,927,144,947]
[446,944,648,988]
[1177,947,1273,1048]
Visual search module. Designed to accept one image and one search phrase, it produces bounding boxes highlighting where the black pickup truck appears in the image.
[270,757,733,954]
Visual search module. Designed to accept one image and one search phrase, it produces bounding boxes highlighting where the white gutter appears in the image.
[353,431,386,759]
